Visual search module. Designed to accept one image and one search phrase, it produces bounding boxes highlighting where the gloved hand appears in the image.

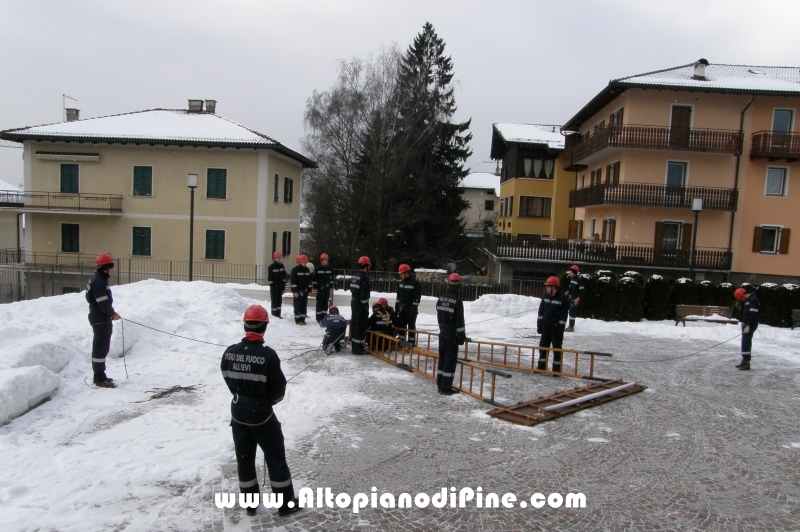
[411,307,418,318]
[458,332,467,345]
[743,326,751,334]
[537,326,542,334]
[556,324,565,334]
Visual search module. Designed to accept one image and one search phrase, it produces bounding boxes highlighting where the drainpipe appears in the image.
[727,96,755,278]
[17,212,23,260]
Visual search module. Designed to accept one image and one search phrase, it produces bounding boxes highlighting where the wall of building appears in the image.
[462,187,498,231]
[0,212,19,249]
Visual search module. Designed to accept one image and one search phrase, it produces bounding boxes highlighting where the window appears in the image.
[282,231,292,256]
[602,218,617,244]
[766,168,787,196]
[591,168,602,185]
[753,226,790,254]
[662,222,682,249]
[60,164,79,193]
[518,196,552,218]
[272,231,278,255]
[61,223,79,252]
[132,227,151,256]
[205,230,225,260]
[284,177,294,204]
[610,108,624,128]
[666,162,686,187]
[578,172,586,188]
[485,200,495,211]
[207,169,227,199]
[773,109,794,133]
[594,120,605,133]
[274,173,280,202]
[589,218,596,239]
[606,162,620,185]
[133,166,152,196]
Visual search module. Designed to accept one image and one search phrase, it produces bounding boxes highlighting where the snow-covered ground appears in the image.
[0,282,798,531]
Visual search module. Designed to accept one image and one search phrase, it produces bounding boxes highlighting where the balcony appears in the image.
[750,131,800,161]
[483,234,732,271]
[563,125,742,171]
[0,191,123,214]
[569,182,738,211]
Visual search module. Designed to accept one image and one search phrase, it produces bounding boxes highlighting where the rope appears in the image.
[121,318,229,347]
[607,333,742,363]
[120,319,129,378]
[133,385,203,403]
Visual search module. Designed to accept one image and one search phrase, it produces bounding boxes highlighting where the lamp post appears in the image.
[188,174,198,281]
[689,197,703,280]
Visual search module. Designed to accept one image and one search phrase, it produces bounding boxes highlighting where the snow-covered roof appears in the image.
[460,172,500,196]
[493,123,565,150]
[616,63,800,93]
[0,109,317,168]
[0,178,20,191]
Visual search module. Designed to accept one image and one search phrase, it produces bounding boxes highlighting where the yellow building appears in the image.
[0,100,316,272]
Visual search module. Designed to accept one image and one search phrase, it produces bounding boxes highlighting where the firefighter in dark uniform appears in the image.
[313,253,334,324]
[350,256,371,354]
[221,305,300,517]
[436,273,466,395]
[289,254,311,325]
[537,275,570,374]
[368,298,396,336]
[320,305,348,354]
[565,264,584,332]
[735,287,759,371]
[86,253,121,388]
[395,263,422,343]
[268,252,286,319]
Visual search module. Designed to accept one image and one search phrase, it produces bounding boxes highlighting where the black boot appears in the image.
[278,497,301,516]
[735,361,751,370]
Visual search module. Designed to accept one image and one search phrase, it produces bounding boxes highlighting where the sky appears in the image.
[2,0,800,185]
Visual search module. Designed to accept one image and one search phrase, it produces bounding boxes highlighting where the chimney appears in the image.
[188,99,204,112]
[495,160,501,176]
[693,58,709,80]
[205,100,217,114]
[65,108,80,122]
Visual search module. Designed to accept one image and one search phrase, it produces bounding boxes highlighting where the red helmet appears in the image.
[569,264,580,273]
[358,256,371,266]
[320,253,329,260]
[95,253,114,267]
[378,297,389,308]
[372,301,382,310]
[545,275,561,287]
[273,251,282,259]
[329,305,339,313]
[734,287,747,301]
[448,273,462,284]
[296,254,308,263]
[243,304,269,323]
[398,264,411,274]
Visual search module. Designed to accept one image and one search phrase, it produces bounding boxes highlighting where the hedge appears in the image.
[644,275,671,321]
[594,276,619,321]
[617,276,644,322]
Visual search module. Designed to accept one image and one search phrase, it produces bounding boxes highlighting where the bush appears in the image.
[716,282,739,320]
[622,271,644,287]
[644,275,671,321]
[784,284,800,319]
[617,277,644,322]
[594,276,618,321]
[577,273,596,319]
[671,278,698,309]
[697,280,716,306]
[756,283,787,327]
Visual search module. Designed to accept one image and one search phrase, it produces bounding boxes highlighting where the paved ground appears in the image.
[217,331,800,531]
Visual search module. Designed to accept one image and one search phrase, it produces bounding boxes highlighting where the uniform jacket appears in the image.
[86,271,115,325]
[436,289,466,338]
[321,313,348,337]
[290,264,311,294]
[368,307,396,334]
[396,276,422,309]
[221,336,286,425]
[313,264,334,292]
[538,290,570,328]
[350,270,370,305]
[742,293,760,328]
[268,262,286,287]
[567,275,585,302]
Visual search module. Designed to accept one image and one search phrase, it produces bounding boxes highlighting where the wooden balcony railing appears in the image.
[750,131,800,160]
[563,125,742,170]
[0,191,123,214]
[483,234,732,271]
[569,182,738,211]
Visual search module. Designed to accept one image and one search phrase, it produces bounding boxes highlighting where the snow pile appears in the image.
[469,294,539,316]
[0,366,60,425]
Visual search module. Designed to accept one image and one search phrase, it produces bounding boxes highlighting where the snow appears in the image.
[676,278,692,284]
[460,172,500,194]
[619,64,800,93]
[493,123,565,149]
[0,365,61,425]
[0,178,20,191]
[1,282,799,530]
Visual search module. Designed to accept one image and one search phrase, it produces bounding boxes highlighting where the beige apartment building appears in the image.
[0,101,316,272]
[459,172,499,235]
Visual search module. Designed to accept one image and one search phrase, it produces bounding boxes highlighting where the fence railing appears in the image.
[750,131,800,160]
[563,125,742,170]
[483,234,731,271]
[0,191,123,214]
[569,182,738,211]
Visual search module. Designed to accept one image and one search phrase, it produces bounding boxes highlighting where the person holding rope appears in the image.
[564,264,584,333]
[313,253,334,324]
[350,256,371,354]
[267,252,286,319]
[290,254,311,325]
[320,305,348,354]
[86,253,121,388]
[221,304,300,517]
[734,287,759,371]
[436,273,467,396]
[395,264,421,344]
[537,275,569,374]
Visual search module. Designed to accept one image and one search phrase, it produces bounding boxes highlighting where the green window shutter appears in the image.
[61,224,79,252]
[60,164,79,193]
[133,166,152,196]
[205,230,225,259]
[274,174,280,202]
[207,169,227,199]
[132,227,151,256]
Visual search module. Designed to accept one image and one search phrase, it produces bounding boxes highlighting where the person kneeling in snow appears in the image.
[221,305,300,517]
[320,305,348,354]
[86,253,121,388]
[368,298,396,336]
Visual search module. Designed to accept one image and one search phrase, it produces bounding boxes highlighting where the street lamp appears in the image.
[188,174,198,281]
[689,197,703,280]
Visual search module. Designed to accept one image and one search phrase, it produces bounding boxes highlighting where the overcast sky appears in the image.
[2,0,800,187]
